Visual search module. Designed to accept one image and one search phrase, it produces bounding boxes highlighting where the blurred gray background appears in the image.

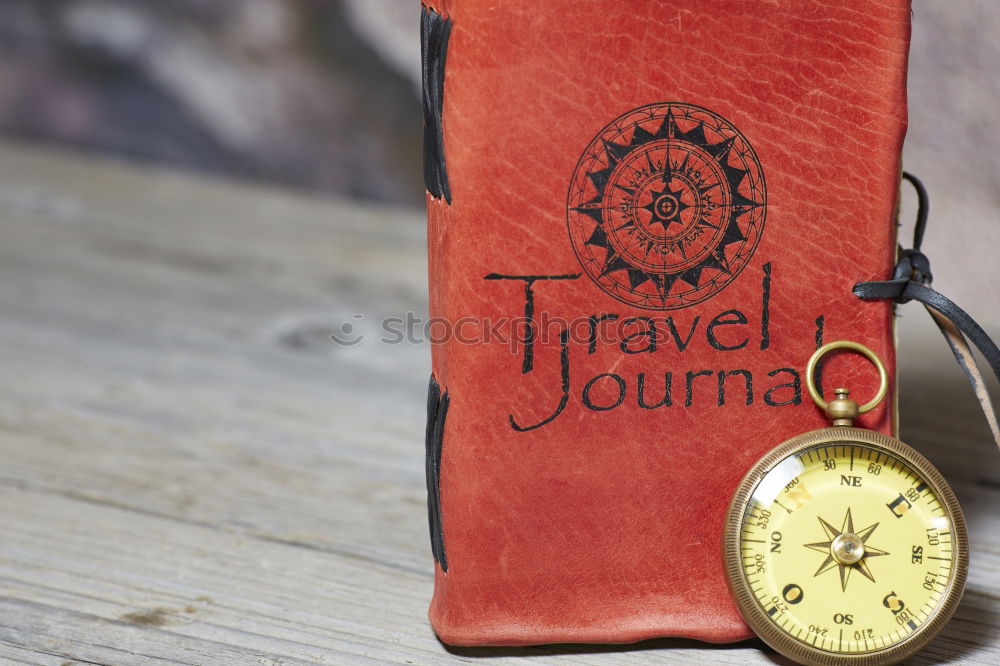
[0,0,422,204]
[0,0,995,315]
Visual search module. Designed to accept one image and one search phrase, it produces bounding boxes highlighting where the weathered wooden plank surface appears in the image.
[0,139,996,666]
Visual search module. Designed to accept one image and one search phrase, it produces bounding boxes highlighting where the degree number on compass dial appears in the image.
[724,429,968,665]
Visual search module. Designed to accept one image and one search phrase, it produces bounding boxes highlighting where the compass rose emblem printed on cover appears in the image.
[567,103,766,310]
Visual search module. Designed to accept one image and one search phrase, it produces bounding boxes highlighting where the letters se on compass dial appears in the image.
[725,431,968,665]
[567,103,765,310]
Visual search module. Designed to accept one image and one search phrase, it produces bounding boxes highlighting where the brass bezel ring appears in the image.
[806,341,888,414]
[723,427,969,666]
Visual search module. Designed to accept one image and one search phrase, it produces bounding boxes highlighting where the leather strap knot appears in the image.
[853,172,1000,450]
[893,248,933,293]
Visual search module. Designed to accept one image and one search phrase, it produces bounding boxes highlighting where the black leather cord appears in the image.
[855,278,1000,384]
[853,173,1000,442]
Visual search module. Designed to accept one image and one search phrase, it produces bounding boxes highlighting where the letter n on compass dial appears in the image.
[567,103,766,310]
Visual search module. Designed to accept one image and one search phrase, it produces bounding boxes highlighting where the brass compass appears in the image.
[723,341,968,665]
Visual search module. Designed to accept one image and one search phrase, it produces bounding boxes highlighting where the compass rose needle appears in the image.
[841,507,855,536]
[809,550,839,577]
[838,561,854,591]
[857,520,889,560]
[856,520,880,545]
[853,558,876,585]
[804,509,890,591]
[818,515,840,541]
[804,516,838,577]
[861,543,889,558]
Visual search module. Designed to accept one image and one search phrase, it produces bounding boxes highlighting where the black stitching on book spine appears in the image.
[425,375,449,570]
[421,7,452,204]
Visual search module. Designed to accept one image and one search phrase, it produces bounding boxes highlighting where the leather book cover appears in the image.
[422,0,910,646]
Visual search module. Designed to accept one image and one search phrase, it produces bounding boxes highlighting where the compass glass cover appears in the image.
[739,442,959,654]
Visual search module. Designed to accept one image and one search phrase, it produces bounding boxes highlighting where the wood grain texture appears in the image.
[0,140,996,665]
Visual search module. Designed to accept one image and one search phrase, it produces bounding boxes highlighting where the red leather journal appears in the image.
[423,0,910,646]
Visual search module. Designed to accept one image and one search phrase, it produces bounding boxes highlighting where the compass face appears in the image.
[725,430,968,666]
[567,103,765,310]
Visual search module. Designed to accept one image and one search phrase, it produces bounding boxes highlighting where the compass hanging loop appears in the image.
[805,341,888,425]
